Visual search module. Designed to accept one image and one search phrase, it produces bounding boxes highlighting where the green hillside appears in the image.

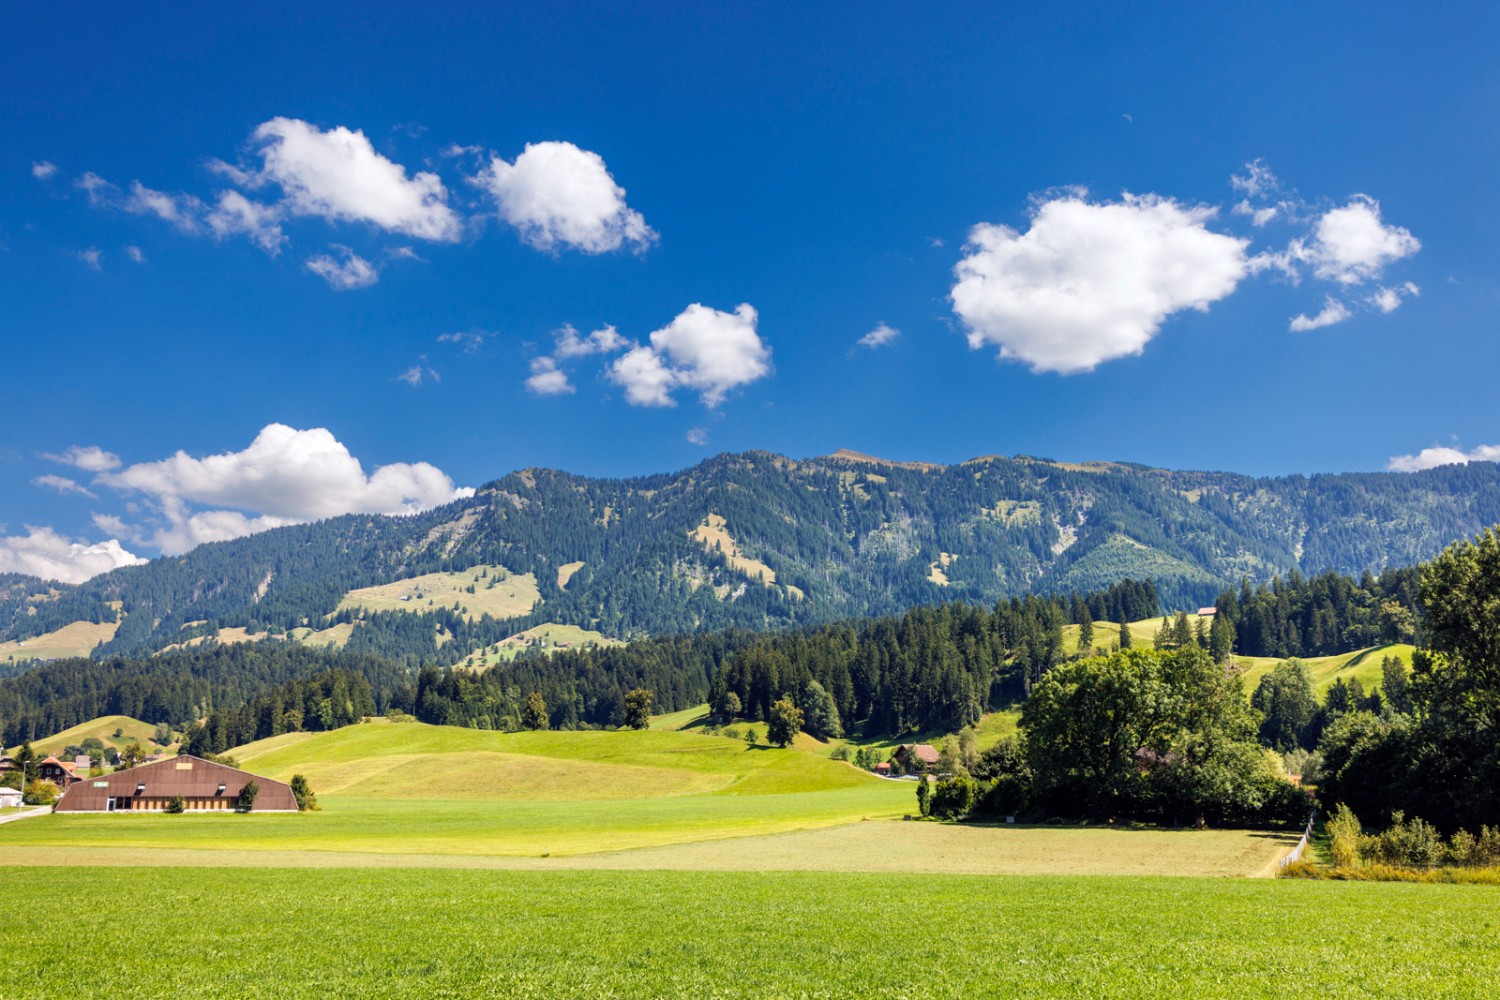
[9,715,169,757]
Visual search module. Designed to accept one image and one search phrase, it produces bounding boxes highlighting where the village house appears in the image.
[0,786,22,809]
[37,756,81,787]
[54,756,298,813]
[891,743,941,773]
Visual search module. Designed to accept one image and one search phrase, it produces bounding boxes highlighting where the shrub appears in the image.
[237,780,260,813]
[290,774,318,812]
[1366,811,1444,869]
[1326,803,1363,868]
[23,779,58,806]
[930,776,979,820]
[165,796,185,814]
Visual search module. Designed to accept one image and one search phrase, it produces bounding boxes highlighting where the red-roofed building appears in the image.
[38,756,82,787]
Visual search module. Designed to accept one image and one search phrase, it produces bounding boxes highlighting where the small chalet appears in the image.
[891,743,941,772]
[38,756,81,787]
[74,754,93,771]
[54,755,297,813]
[874,761,891,775]
[0,756,16,775]
[1197,607,1217,618]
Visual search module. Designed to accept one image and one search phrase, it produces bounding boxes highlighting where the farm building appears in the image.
[891,744,941,772]
[54,756,298,813]
[0,786,21,808]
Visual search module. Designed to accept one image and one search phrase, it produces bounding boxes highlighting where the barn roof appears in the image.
[54,755,299,812]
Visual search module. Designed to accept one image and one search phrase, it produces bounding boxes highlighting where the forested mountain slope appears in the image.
[5,450,1499,664]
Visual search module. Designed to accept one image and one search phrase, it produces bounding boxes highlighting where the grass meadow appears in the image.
[8,866,1499,998]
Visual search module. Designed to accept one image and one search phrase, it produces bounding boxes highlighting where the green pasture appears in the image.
[7,866,1499,998]
[8,714,168,757]
[1233,643,1414,698]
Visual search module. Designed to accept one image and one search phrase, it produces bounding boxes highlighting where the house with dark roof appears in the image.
[54,756,298,813]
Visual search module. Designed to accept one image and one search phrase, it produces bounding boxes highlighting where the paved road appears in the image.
[0,807,49,825]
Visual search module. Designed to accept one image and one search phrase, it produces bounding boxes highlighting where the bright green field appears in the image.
[5,721,908,858]
[7,866,1498,998]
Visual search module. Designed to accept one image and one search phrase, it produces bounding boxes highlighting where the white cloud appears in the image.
[77,172,116,204]
[1230,159,1280,200]
[1370,281,1420,314]
[475,141,655,253]
[206,190,286,255]
[1232,200,1279,227]
[43,444,122,472]
[32,474,96,498]
[0,526,144,585]
[1301,196,1420,285]
[232,117,461,241]
[951,193,1249,374]
[32,161,58,180]
[554,324,627,358]
[857,322,900,349]
[96,423,473,554]
[525,356,574,396]
[1388,443,1500,473]
[124,245,147,264]
[1288,297,1351,331]
[305,245,379,290]
[124,181,205,232]
[610,345,678,407]
[396,365,439,387]
[438,330,487,354]
[686,427,709,446]
[76,247,103,270]
[610,303,771,407]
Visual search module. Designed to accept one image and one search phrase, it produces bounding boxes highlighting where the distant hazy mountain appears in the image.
[6,450,1499,663]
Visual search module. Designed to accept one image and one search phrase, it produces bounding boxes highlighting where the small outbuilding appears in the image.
[54,755,298,813]
[0,786,22,808]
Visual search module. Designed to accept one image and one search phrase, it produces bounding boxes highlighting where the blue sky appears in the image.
[2,2,1498,581]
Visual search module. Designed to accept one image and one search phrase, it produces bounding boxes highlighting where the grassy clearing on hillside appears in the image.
[1234,643,1414,697]
[649,702,711,731]
[0,619,119,664]
[337,564,539,622]
[8,867,1500,998]
[459,623,622,669]
[10,714,169,757]
[1063,620,1413,698]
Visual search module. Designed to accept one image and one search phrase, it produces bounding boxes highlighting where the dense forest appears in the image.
[4,451,1500,663]
[1211,567,1421,658]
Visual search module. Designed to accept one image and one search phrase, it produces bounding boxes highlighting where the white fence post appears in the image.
[1279,812,1317,869]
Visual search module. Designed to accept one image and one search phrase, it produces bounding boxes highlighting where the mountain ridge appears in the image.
[5,449,1499,664]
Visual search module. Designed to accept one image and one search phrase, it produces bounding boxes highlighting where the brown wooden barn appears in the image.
[54,755,298,813]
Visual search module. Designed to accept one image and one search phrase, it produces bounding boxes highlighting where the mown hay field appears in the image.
[7,867,1499,999]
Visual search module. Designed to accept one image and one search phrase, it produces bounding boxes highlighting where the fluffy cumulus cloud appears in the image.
[1388,443,1500,473]
[1299,196,1420,285]
[525,356,574,396]
[229,117,462,241]
[206,190,287,254]
[103,423,471,522]
[1288,296,1351,332]
[32,160,58,180]
[610,303,771,407]
[0,527,145,585]
[475,141,655,253]
[952,193,1249,374]
[857,323,900,349]
[1370,282,1420,314]
[305,245,379,290]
